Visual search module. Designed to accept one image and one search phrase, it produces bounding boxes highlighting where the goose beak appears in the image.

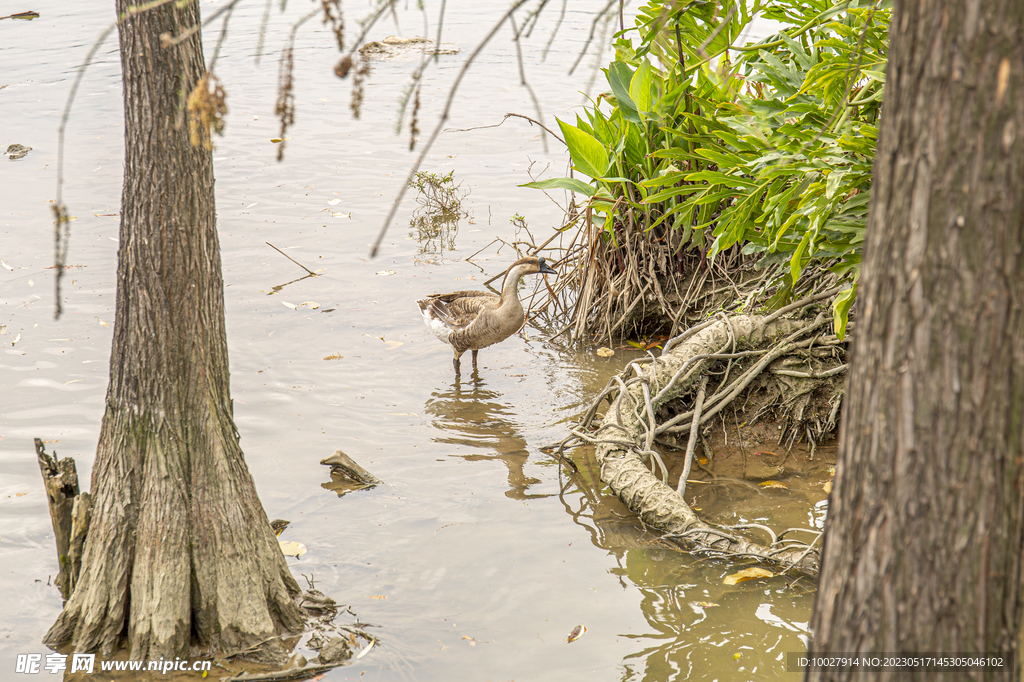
[539,261,558,277]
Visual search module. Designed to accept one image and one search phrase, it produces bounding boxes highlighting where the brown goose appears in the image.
[417,256,557,375]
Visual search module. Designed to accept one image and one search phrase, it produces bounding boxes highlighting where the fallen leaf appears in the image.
[462,636,476,647]
[277,540,307,557]
[758,480,789,489]
[384,341,403,350]
[323,353,344,361]
[328,198,341,205]
[12,332,21,345]
[0,260,12,271]
[98,319,109,327]
[13,492,28,498]
[723,566,774,585]
[823,480,832,494]
[297,301,320,310]
[566,624,587,643]
[331,211,352,219]
[354,638,375,660]
[596,347,614,357]
[281,301,297,310]
[368,595,387,600]
[375,270,397,276]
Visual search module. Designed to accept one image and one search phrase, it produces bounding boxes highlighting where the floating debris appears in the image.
[723,566,773,585]
[5,143,31,160]
[278,540,307,557]
[566,624,587,643]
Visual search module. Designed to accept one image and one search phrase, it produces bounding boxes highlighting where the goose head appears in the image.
[510,256,558,277]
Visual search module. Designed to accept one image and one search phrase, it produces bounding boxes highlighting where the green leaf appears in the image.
[790,231,811,285]
[832,284,857,340]
[519,177,596,197]
[557,118,610,179]
[825,169,848,199]
[607,61,641,124]
[629,60,655,116]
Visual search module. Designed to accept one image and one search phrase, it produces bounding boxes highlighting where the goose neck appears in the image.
[499,264,528,306]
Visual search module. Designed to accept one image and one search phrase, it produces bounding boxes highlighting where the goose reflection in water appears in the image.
[423,374,550,500]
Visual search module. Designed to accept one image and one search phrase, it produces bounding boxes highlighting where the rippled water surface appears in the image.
[1,2,816,680]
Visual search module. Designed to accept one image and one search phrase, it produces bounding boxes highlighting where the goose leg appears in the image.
[453,349,464,376]
[471,349,479,368]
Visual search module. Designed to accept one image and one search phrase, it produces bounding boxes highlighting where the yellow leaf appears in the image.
[323,353,344,360]
[823,480,832,494]
[723,566,773,585]
[566,624,587,642]
[354,638,375,660]
[758,480,789,489]
[368,594,387,600]
[278,540,307,557]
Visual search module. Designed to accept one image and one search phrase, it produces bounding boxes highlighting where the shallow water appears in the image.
[1,2,819,680]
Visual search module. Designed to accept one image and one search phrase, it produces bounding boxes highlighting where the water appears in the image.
[1,2,816,679]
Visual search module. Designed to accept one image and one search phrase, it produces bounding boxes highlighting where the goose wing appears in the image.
[418,290,498,331]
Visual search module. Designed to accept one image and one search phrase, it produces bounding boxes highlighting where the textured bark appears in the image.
[808,0,1024,679]
[43,0,304,661]
[35,439,80,599]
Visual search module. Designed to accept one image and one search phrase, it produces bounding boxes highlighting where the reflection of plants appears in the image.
[410,170,468,217]
[410,214,459,258]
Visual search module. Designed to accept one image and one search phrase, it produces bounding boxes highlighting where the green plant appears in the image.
[410,170,468,216]
[524,0,889,339]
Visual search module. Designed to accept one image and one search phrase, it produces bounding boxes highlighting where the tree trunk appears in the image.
[808,0,1024,679]
[43,0,304,662]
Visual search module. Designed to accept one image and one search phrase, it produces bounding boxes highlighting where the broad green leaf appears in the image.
[557,118,610,179]
[825,169,848,199]
[607,61,640,124]
[519,177,596,197]
[790,232,811,285]
[629,60,655,117]
[832,283,857,340]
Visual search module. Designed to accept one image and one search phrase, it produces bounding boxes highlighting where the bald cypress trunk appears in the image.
[808,0,1024,679]
[43,0,304,661]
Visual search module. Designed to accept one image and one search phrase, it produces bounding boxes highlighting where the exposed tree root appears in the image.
[556,308,848,577]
